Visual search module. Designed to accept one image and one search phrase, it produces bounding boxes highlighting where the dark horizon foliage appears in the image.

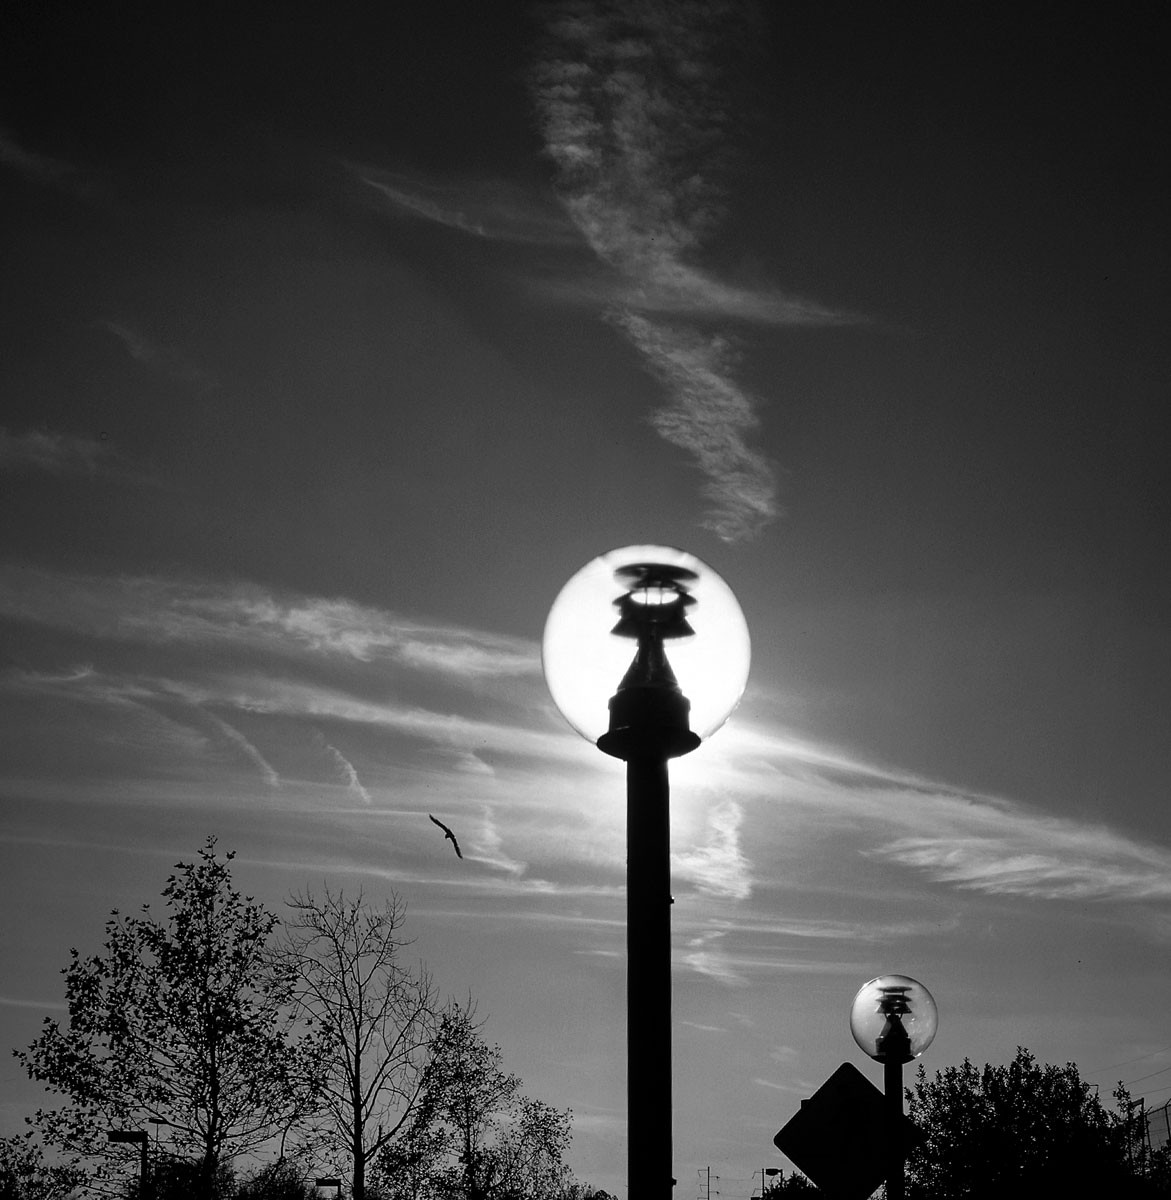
[16,837,320,1198]
[905,1046,1171,1199]
[7,838,594,1200]
[372,1008,573,1200]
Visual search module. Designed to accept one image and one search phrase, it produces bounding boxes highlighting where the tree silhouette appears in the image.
[905,1046,1167,1198]
[0,1131,85,1200]
[10,845,587,1200]
[381,1009,572,1200]
[17,839,319,1198]
[761,1173,818,1195]
[235,1158,315,1199]
[281,887,447,1200]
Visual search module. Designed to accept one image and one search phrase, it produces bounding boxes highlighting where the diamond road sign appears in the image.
[773,1062,924,1200]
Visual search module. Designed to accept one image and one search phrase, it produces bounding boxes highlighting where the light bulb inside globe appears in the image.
[542,545,750,748]
[849,975,938,1063]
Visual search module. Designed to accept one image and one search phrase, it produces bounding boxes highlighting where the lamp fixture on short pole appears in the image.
[850,975,938,1200]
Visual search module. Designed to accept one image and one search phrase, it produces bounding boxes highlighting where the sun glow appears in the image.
[542,545,750,745]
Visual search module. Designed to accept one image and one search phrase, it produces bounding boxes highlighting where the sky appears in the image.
[1,1,1168,1195]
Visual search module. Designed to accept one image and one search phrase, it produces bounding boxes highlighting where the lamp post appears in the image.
[544,545,749,1200]
[849,975,938,1200]
[107,1129,148,1196]
[146,1118,169,1197]
[147,1118,169,1160]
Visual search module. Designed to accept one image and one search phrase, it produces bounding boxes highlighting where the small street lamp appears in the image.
[849,975,938,1200]
[106,1129,148,1195]
[147,1118,169,1195]
[544,545,749,1200]
[147,1117,169,1152]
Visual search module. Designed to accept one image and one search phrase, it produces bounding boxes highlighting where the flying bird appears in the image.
[428,814,463,859]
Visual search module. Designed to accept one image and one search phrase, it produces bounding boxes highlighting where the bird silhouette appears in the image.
[428,814,463,859]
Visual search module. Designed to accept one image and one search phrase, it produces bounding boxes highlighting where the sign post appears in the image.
[773,1063,924,1200]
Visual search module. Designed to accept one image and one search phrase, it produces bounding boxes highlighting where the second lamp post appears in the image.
[850,974,938,1200]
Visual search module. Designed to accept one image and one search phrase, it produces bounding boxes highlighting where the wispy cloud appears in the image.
[320,739,371,805]
[352,166,577,247]
[672,798,751,899]
[752,1076,805,1094]
[684,717,1171,910]
[99,321,217,393]
[0,994,68,1012]
[467,805,528,875]
[0,566,540,679]
[868,831,1171,902]
[681,928,749,986]
[4,664,220,769]
[201,708,280,788]
[679,1019,729,1033]
[0,427,108,476]
[157,673,575,767]
[0,126,78,190]
[675,921,863,987]
[534,262,853,326]
[4,565,1171,915]
[531,0,859,541]
[361,173,488,237]
[615,315,777,542]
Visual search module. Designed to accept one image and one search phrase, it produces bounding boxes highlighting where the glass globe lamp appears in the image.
[850,975,938,1064]
[542,544,750,757]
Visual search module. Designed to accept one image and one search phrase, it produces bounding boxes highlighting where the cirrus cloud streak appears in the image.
[2,565,1170,920]
[530,0,862,541]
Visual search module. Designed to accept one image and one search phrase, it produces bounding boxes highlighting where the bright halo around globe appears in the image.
[542,544,751,745]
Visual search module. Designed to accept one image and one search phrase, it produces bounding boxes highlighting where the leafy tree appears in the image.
[905,1046,1164,1198]
[281,887,444,1200]
[557,1188,615,1200]
[1150,1145,1171,1195]
[380,1009,572,1200]
[123,1153,236,1200]
[373,1120,448,1200]
[761,1172,818,1195]
[17,838,320,1198]
[0,1131,85,1200]
[235,1158,314,1200]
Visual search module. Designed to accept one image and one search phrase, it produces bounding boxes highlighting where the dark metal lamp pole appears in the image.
[597,564,700,1200]
[874,989,914,1200]
[107,1130,148,1197]
[544,548,750,1200]
[850,975,937,1200]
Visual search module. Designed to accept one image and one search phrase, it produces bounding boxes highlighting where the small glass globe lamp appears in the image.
[850,974,938,1064]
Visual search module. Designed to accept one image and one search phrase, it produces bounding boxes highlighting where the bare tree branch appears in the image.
[280,886,450,1200]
